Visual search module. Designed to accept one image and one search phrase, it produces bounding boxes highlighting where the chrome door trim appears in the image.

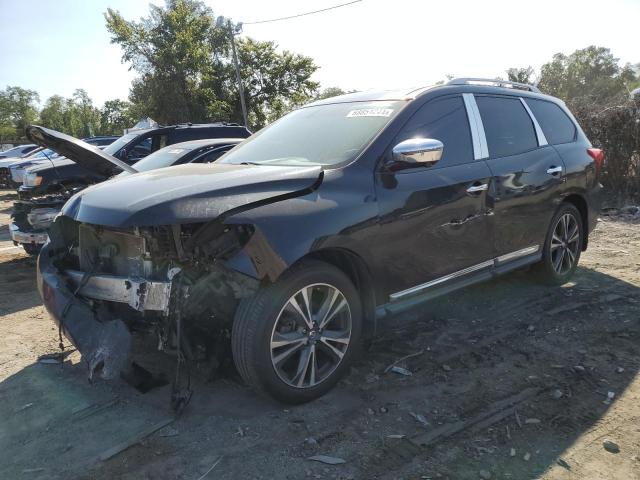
[389,259,494,300]
[389,244,540,300]
[520,98,548,147]
[495,245,539,263]
[462,93,489,160]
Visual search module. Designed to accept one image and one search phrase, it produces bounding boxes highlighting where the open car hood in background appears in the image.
[26,125,137,178]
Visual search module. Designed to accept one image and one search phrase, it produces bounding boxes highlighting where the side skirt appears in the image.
[375,250,541,319]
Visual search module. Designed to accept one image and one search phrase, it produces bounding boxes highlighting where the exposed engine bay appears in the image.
[41,215,259,408]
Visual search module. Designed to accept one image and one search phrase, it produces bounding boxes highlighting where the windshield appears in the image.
[219,101,404,167]
[103,133,137,155]
[128,145,195,173]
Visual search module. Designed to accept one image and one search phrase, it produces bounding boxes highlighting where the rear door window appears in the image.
[525,99,576,145]
[476,96,537,158]
[395,95,474,167]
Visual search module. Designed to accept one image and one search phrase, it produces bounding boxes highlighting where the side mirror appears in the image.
[392,138,443,166]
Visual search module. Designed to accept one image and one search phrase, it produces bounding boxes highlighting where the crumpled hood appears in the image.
[62,162,323,227]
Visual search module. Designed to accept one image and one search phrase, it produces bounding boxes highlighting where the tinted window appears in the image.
[395,95,474,167]
[194,145,235,163]
[526,99,576,145]
[476,96,537,157]
[103,133,138,155]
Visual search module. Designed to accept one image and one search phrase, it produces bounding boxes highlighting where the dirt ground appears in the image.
[1,187,639,480]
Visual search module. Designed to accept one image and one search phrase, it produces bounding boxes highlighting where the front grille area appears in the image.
[78,224,152,278]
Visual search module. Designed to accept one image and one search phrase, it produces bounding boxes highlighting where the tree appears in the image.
[69,89,101,137]
[40,95,67,132]
[314,87,348,101]
[235,38,319,127]
[39,90,101,138]
[100,99,135,135]
[0,86,40,140]
[506,67,535,84]
[537,46,638,107]
[104,0,319,129]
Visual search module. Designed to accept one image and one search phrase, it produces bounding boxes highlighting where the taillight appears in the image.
[587,148,604,176]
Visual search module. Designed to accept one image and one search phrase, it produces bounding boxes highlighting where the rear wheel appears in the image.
[535,203,583,285]
[232,260,361,403]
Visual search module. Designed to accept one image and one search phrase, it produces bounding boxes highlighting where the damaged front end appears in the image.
[39,215,259,382]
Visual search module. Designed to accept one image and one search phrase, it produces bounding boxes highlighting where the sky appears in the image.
[0,0,639,107]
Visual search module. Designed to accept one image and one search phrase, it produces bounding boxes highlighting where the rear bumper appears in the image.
[37,244,132,380]
[9,223,48,246]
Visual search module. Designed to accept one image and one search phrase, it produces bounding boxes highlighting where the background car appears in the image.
[0,144,37,159]
[9,136,119,186]
[10,134,245,254]
[120,137,242,175]
[16,123,250,198]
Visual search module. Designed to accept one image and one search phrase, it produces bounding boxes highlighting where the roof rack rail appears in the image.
[447,77,541,93]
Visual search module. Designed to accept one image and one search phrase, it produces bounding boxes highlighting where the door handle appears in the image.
[466,183,489,194]
[546,166,563,175]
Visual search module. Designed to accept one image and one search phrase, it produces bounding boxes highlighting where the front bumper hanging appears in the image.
[38,247,134,380]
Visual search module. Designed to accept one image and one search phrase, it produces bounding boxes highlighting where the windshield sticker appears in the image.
[346,108,394,118]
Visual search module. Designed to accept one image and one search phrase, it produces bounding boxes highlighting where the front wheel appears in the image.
[232,260,362,404]
[535,203,583,285]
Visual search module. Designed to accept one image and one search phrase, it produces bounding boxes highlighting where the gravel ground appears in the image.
[0,188,639,480]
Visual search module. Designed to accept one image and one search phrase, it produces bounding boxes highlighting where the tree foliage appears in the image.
[39,89,102,138]
[101,99,136,135]
[104,0,319,129]
[506,67,535,85]
[537,46,638,107]
[508,47,640,201]
[0,86,40,141]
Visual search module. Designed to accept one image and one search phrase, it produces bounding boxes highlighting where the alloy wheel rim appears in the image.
[550,213,580,275]
[270,283,352,389]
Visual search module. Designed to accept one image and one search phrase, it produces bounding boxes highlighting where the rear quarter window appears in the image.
[476,96,538,158]
[525,98,576,145]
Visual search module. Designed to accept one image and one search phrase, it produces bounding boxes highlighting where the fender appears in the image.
[220,166,385,299]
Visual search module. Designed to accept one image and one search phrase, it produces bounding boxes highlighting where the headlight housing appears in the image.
[23,172,43,187]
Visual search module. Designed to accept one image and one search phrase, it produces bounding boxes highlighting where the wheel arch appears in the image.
[297,247,378,338]
[561,193,589,250]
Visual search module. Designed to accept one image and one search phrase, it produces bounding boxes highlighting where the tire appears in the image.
[535,203,583,285]
[232,259,362,404]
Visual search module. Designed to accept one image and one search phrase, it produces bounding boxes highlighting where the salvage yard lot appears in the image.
[0,187,639,480]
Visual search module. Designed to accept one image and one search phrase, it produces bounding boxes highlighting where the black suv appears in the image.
[33,79,602,404]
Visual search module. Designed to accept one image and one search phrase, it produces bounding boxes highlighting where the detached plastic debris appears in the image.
[308,455,346,465]
[390,366,412,376]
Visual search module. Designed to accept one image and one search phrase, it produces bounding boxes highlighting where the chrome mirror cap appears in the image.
[392,138,443,165]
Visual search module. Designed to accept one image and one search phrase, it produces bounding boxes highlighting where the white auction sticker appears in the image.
[346,108,394,118]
